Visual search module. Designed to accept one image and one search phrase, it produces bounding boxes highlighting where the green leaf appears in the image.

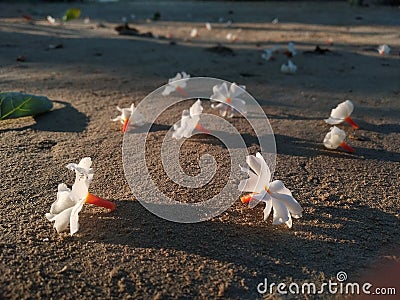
[0,92,53,120]
[63,8,81,22]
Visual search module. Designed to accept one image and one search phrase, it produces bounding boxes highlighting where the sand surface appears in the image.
[0,1,399,299]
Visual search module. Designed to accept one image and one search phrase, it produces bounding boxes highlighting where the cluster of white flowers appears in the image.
[46,70,365,235]
[261,42,298,74]
[323,100,358,153]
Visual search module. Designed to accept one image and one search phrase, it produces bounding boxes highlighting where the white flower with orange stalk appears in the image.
[377,44,390,55]
[324,100,359,129]
[323,126,354,153]
[172,99,210,139]
[162,72,191,97]
[45,157,115,236]
[112,103,146,132]
[210,82,247,118]
[238,153,303,228]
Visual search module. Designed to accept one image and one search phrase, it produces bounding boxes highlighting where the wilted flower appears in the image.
[324,100,359,129]
[112,103,146,132]
[172,99,209,139]
[210,82,247,118]
[378,44,390,55]
[238,153,303,228]
[281,60,297,74]
[46,157,115,236]
[162,72,191,97]
[261,46,280,61]
[323,126,354,152]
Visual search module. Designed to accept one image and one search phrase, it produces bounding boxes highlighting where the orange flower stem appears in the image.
[345,116,359,130]
[176,86,188,98]
[241,193,255,204]
[195,123,211,134]
[339,141,355,153]
[122,119,129,132]
[85,193,116,211]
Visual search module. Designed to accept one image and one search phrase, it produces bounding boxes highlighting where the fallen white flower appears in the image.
[324,100,359,129]
[281,60,297,74]
[112,103,146,132]
[190,28,198,38]
[323,126,354,152]
[378,44,390,55]
[45,158,115,236]
[210,82,247,118]
[172,99,209,139]
[47,15,56,24]
[287,42,297,56]
[239,153,303,228]
[261,46,280,61]
[162,72,191,97]
[226,33,237,42]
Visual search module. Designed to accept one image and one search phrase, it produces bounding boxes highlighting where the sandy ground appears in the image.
[0,1,399,299]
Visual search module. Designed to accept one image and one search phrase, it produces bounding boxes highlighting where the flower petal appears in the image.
[271,198,290,225]
[263,199,272,221]
[253,153,271,192]
[211,82,229,102]
[324,117,343,125]
[238,170,259,192]
[229,83,245,99]
[270,192,303,218]
[268,180,292,196]
[49,207,74,233]
[323,126,346,149]
[189,99,203,117]
[231,98,247,115]
[49,183,74,215]
[285,213,293,228]
[162,85,176,96]
[78,157,92,170]
[69,199,85,236]
[330,100,353,120]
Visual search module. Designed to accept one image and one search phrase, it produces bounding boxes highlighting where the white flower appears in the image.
[287,42,297,56]
[378,44,390,55]
[238,153,303,228]
[281,60,297,74]
[323,126,354,152]
[46,157,115,236]
[47,15,56,24]
[190,28,198,38]
[205,22,212,30]
[46,158,93,235]
[172,100,209,139]
[226,33,237,42]
[324,100,359,129]
[162,72,191,96]
[261,46,280,61]
[210,82,247,118]
[112,103,146,132]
